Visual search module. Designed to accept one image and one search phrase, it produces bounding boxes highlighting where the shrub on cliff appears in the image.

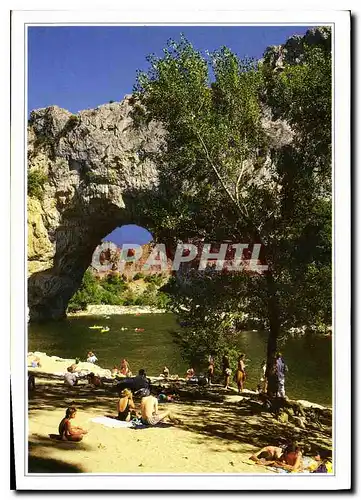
[27,170,47,200]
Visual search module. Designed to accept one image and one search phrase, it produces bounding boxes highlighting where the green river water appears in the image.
[28,313,332,406]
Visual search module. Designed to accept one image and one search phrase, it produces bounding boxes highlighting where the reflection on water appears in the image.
[28,313,332,406]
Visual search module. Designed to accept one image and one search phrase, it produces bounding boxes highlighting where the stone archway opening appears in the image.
[27,98,165,322]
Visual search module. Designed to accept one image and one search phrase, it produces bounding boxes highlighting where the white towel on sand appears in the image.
[89,416,134,428]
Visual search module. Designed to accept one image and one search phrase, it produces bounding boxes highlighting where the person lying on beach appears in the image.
[87,372,103,388]
[58,407,88,442]
[117,389,138,421]
[272,443,303,472]
[249,445,284,465]
[140,395,182,426]
[64,366,78,387]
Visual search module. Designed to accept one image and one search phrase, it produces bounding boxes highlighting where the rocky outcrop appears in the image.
[262,26,331,70]
[28,97,164,321]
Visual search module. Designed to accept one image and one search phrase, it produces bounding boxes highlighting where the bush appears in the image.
[67,269,170,312]
[133,272,145,281]
[28,170,47,200]
[144,274,165,286]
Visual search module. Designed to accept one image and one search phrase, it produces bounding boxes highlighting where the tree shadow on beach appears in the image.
[28,380,119,415]
[28,455,84,473]
[28,432,93,473]
[178,398,332,453]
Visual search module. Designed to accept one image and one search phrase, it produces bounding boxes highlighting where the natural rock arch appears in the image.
[27,97,165,321]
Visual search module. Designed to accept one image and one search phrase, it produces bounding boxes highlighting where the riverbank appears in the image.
[27,353,332,474]
[67,304,166,317]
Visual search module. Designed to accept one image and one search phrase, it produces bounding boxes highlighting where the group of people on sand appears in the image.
[57,386,182,442]
[250,442,332,474]
[188,351,288,397]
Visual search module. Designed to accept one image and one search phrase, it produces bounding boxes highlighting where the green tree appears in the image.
[134,33,331,385]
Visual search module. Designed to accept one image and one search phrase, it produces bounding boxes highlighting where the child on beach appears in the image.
[58,407,88,442]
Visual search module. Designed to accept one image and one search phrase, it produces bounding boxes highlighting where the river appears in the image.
[28,313,332,406]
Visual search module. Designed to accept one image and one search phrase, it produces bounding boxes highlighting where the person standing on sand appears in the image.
[276,352,288,398]
[222,355,232,390]
[235,354,246,393]
[58,407,88,442]
[260,360,267,393]
[265,356,279,397]
[207,355,215,385]
[140,395,182,426]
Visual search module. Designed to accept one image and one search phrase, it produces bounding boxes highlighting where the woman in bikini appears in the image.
[58,407,88,442]
[117,389,137,421]
[235,354,246,393]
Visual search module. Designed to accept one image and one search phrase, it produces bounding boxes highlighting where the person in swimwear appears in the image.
[140,395,182,426]
[249,445,284,465]
[117,389,138,421]
[273,443,303,472]
[58,407,88,442]
[235,354,246,393]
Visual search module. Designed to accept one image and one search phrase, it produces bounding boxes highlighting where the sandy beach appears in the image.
[27,353,331,474]
[67,305,166,317]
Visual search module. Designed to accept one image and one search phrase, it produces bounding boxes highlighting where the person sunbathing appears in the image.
[87,372,103,388]
[117,389,138,421]
[249,445,284,465]
[273,443,303,472]
[140,395,182,426]
[58,407,88,442]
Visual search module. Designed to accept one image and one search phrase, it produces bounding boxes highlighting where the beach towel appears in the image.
[89,416,135,428]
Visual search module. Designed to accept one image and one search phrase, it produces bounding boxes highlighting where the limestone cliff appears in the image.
[27,97,164,321]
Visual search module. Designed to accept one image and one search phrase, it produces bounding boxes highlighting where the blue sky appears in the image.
[28,25,314,114]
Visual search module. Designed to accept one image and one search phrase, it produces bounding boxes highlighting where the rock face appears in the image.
[28,28,329,322]
[262,26,331,69]
[28,97,164,321]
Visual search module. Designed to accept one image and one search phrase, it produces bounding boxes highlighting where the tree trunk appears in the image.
[265,270,281,397]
